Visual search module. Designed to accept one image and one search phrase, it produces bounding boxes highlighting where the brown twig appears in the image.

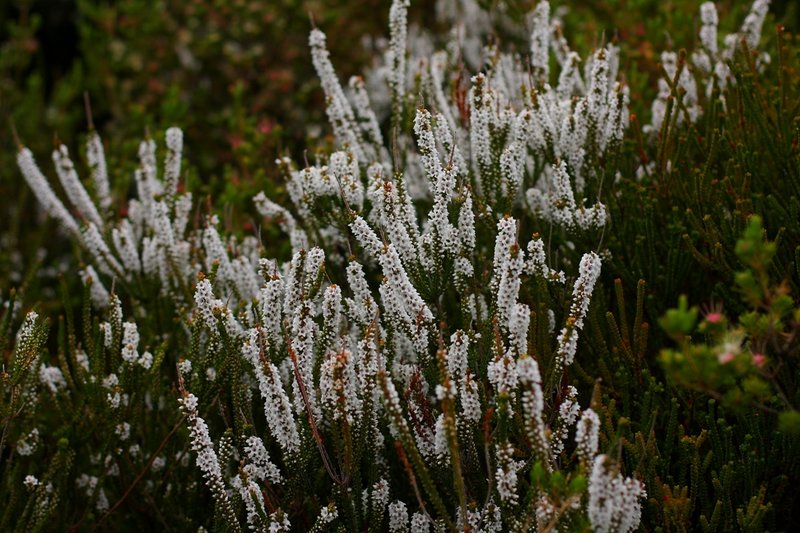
[83,91,95,130]
[9,118,22,150]
[285,329,346,487]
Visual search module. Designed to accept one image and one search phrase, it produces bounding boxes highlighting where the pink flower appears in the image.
[705,312,723,324]
[718,352,735,364]
[752,353,766,368]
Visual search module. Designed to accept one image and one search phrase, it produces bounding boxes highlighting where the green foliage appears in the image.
[659,216,799,420]
[0,291,213,530]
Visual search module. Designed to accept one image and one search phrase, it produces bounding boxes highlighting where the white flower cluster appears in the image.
[495,441,522,505]
[456,499,503,533]
[387,0,411,119]
[14,311,40,357]
[575,408,600,463]
[115,422,131,441]
[309,29,381,164]
[17,428,40,457]
[52,144,104,229]
[492,217,523,330]
[320,347,363,425]
[243,436,282,485]
[121,322,141,365]
[388,500,409,532]
[17,127,198,305]
[179,393,241,532]
[525,236,565,284]
[644,48,701,141]
[38,363,67,394]
[527,160,607,232]
[455,4,626,220]
[518,355,549,465]
[298,0,622,243]
[76,473,109,513]
[313,503,339,530]
[242,329,300,455]
[550,385,580,455]
[86,129,111,211]
[646,0,772,136]
[588,455,647,533]
[23,475,39,491]
[410,511,431,533]
[555,251,602,370]
[231,435,282,531]
[441,331,482,426]
[267,510,291,532]
[16,148,81,238]
[372,241,434,354]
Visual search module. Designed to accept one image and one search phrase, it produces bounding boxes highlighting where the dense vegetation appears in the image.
[1,0,799,531]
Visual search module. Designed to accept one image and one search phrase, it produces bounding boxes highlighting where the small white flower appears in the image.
[151,456,166,472]
[388,500,409,532]
[139,350,153,370]
[39,364,67,393]
[588,455,646,533]
[178,359,192,377]
[115,422,131,441]
[102,373,119,389]
[17,428,40,456]
[575,409,600,462]
[121,322,140,364]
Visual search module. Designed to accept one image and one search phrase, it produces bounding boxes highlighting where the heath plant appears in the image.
[4,0,799,531]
